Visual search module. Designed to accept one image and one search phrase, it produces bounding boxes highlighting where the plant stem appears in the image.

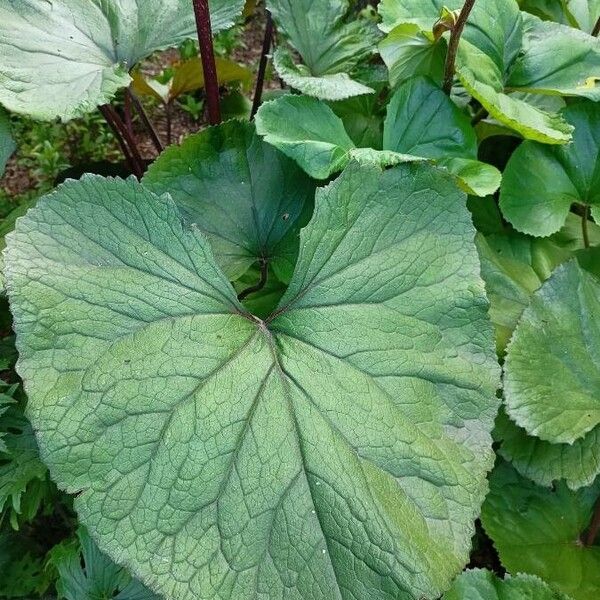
[250,11,274,120]
[166,101,173,145]
[124,89,134,137]
[593,16,600,36]
[192,0,221,125]
[238,259,268,301]
[582,204,591,248]
[471,106,488,126]
[584,496,600,546]
[99,104,143,178]
[130,92,164,154]
[442,0,477,95]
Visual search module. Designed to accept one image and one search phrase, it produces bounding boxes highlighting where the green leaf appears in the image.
[378,24,446,88]
[256,79,501,195]
[504,259,600,444]
[143,121,315,282]
[379,0,524,71]
[443,568,572,599]
[500,102,600,237]
[456,42,574,144]
[506,13,600,100]
[272,48,375,101]
[475,232,571,353]
[0,0,244,120]
[328,94,384,150]
[481,461,600,600]
[0,107,15,178]
[48,527,158,600]
[6,164,499,600]
[268,0,379,99]
[383,77,478,159]
[496,408,600,490]
[255,94,356,179]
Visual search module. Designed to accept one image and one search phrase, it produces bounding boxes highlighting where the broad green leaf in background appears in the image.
[268,0,379,99]
[5,163,499,600]
[519,0,600,33]
[442,568,572,600]
[0,107,15,178]
[456,42,574,144]
[500,102,600,236]
[143,121,315,282]
[48,528,158,600]
[506,14,600,100]
[504,259,600,444]
[378,24,446,88]
[132,57,252,105]
[482,461,600,600]
[495,408,600,490]
[256,78,501,195]
[0,0,245,120]
[475,232,571,353]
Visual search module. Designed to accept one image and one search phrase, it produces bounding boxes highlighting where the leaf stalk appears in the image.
[192,0,222,125]
[582,205,591,248]
[250,11,274,120]
[238,259,269,301]
[442,0,477,95]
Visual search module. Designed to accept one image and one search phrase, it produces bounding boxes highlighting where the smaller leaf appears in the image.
[506,13,600,100]
[443,568,572,599]
[500,102,600,237]
[504,259,600,444]
[379,24,445,87]
[143,120,315,282]
[48,527,159,600]
[495,408,600,490]
[456,41,574,144]
[273,48,375,101]
[482,461,600,600]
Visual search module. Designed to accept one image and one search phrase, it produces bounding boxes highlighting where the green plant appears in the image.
[0,0,599,598]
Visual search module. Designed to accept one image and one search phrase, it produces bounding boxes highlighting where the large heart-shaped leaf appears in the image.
[495,408,600,490]
[0,107,15,177]
[504,259,600,444]
[143,121,315,283]
[482,461,600,600]
[500,102,600,237]
[443,568,572,600]
[5,162,499,600]
[519,0,600,31]
[267,0,379,99]
[0,0,244,120]
[256,78,501,195]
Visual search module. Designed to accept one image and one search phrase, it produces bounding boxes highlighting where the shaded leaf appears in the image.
[48,527,158,600]
[496,408,600,490]
[143,121,315,282]
[0,107,15,178]
[5,163,499,600]
[0,0,245,120]
[500,102,600,237]
[482,461,600,600]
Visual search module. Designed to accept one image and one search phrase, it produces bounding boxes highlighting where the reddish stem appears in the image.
[584,496,600,546]
[99,105,143,178]
[250,11,274,120]
[192,0,221,125]
[129,92,164,154]
[442,0,477,95]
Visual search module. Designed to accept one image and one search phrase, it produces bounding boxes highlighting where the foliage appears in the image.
[0,0,599,598]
